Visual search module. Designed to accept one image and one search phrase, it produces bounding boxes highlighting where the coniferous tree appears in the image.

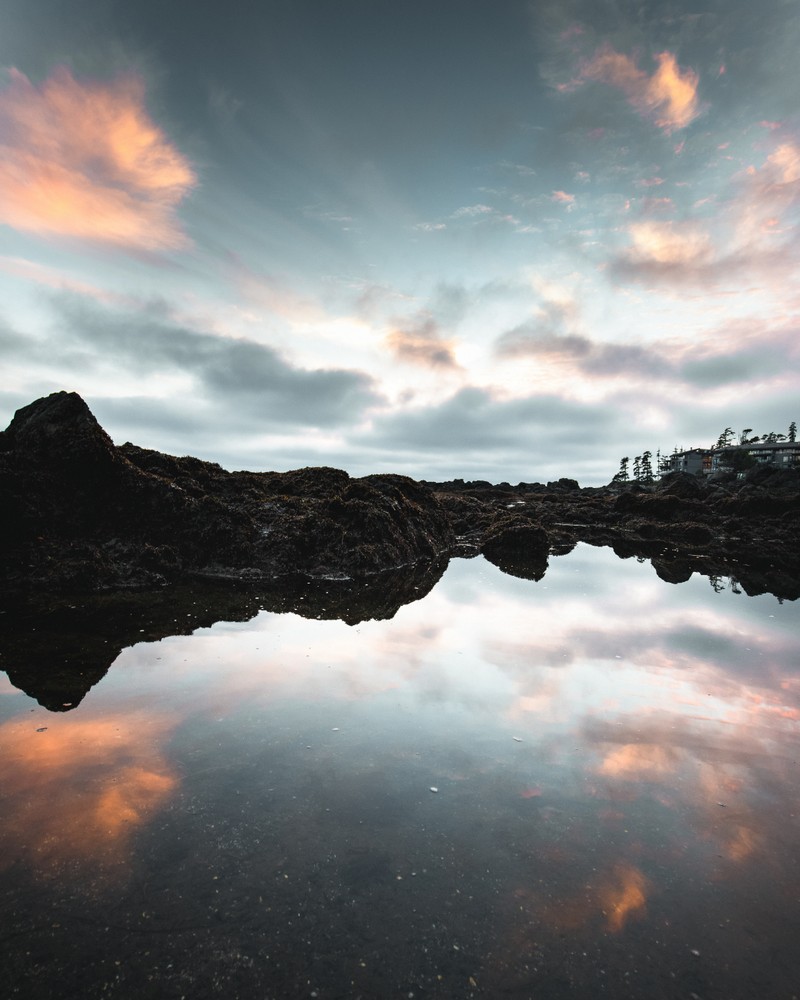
[612,456,630,482]
[640,450,654,482]
[789,421,797,443]
[633,455,642,480]
[715,427,735,448]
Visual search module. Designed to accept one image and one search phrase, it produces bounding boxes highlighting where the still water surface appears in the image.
[2,545,800,999]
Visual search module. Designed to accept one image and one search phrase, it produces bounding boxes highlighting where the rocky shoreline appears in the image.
[2,391,799,603]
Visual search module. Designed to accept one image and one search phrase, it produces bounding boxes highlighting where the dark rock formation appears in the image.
[430,468,800,601]
[0,392,454,594]
[3,392,799,602]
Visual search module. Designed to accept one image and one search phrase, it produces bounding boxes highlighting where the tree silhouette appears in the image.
[715,427,735,448]
[612,456,630,482]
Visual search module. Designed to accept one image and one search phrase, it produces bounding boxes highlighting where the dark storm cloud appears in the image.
[49,294,382,428]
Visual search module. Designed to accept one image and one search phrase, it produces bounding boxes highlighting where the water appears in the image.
[1,545,799,999]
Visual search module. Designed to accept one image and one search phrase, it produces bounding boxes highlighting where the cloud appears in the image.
[610,139,800,289]
[551,190,576,208]
[625,220,714,266]
[0,67,196,251]
[385,313,461,371]
[451,203,494,219]
[579,47,701,133]
[494,293,800,390]
[361,385,618,456]
[49,293,382,429]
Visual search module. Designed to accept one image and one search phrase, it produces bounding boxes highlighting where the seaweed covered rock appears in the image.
[0,392,454,593]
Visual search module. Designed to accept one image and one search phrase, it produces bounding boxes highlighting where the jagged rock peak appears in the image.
[2,390,117,464]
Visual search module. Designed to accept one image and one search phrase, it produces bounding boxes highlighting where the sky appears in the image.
[1,0,799,485]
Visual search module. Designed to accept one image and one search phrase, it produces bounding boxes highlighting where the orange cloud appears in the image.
[516,862,649,934]
[0,67,196,250]
[626,220,713,266]
[0,711,177,873]
[599,863,649,932]
[765,143,800,185]
[582,47,701,132]
[598,742,678,779]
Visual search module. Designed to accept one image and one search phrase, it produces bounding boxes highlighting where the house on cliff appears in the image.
[711,440,800,472]
[666,441,800,476]
[666,448,712,475]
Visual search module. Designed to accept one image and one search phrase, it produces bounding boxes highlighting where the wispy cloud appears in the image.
[578,47,701,133]
[451,203,494,219]
[495,308,800,391]
[610,138,800,288]
[0,67,196,251]
[551,190,576,208]
[385,313,461,371]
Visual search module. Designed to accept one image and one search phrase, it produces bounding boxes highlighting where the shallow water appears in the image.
[2,545,800,999]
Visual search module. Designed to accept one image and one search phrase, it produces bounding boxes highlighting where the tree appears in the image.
[718,448,756,473]
[715,427,735,449]
[789,421,797,443]
[640,450,654,482]
[739,428,753,445]
[612,456,630,482]
[633,455,641,480]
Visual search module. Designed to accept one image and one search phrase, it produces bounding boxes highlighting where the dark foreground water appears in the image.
[2,545,800,1000]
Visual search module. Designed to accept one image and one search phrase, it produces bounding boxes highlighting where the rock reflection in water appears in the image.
[0,545,799,999]
[0,556,448,710]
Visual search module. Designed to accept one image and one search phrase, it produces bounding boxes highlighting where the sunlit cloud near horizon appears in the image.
[1,0,799,483]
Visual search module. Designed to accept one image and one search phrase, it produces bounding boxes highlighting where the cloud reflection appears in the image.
[0,711,177,873]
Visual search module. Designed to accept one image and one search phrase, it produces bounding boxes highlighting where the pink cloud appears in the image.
[552,190,575,206]
[386,313,461,371]
[0,67,196,251]
[581,47,701,133]
[626,220,713,266]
